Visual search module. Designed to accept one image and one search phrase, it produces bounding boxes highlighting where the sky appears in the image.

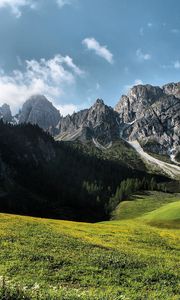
[0,0,180,115]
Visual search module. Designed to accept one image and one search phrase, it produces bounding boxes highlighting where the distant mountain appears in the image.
[18,95,60,131]
[0,103,12,123]
[0,81,180,167]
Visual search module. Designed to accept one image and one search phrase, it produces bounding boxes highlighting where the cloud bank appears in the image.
[0,54,83,115]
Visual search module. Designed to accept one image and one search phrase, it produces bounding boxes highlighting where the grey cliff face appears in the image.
[162,82,180,99]
[0,104,12,123]
[19,95,60,131]
[114,84,163,122]
[56,99,120,144]
[115,83,180,155]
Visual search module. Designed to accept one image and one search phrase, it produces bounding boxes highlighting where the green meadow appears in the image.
[0,192,180,300]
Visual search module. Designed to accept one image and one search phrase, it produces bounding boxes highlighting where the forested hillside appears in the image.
[0,121,173,221]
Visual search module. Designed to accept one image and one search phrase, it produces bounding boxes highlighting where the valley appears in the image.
[0,2,180,299]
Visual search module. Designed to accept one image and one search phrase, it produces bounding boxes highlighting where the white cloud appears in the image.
[0,54,83,115]
[174,60,180,69]
[123,79,143,93]
[82,37,114,64]
[134,79,143,85]
[57,103,77,116]
[0,0,36,17]
[61,55,84,75]
[136,48,151,61]
[56,0,76,8]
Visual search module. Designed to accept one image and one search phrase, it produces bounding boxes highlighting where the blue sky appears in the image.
[0,0,180,115]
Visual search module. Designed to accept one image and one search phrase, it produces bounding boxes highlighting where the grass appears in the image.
[111,191,180,220]
[142,201,180,228]
[0,192,180,299]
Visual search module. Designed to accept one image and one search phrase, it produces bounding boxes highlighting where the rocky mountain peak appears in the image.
[127,84,162,99]
[89,99,112,118]
[115,82,180,156]
[0,103,12,122]
[19,94,60,131]
[94,98,105,106]
[55,98,120,144]
[115,84,163,122]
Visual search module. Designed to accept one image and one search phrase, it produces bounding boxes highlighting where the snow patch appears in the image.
[125,119,137,125]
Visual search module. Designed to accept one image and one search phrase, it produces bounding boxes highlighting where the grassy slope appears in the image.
[111,191,180,221]
[141,201,180,228]
[143,201,180,221]
[0,192,180,300]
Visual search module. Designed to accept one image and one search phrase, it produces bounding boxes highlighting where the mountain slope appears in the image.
[1,121,169,221]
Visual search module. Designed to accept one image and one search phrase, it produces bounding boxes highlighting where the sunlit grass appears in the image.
[0,192,180,299]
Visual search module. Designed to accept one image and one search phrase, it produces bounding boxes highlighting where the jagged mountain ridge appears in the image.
[56,99,120,145]
[0,81,179,161]
[115,82,180,157]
